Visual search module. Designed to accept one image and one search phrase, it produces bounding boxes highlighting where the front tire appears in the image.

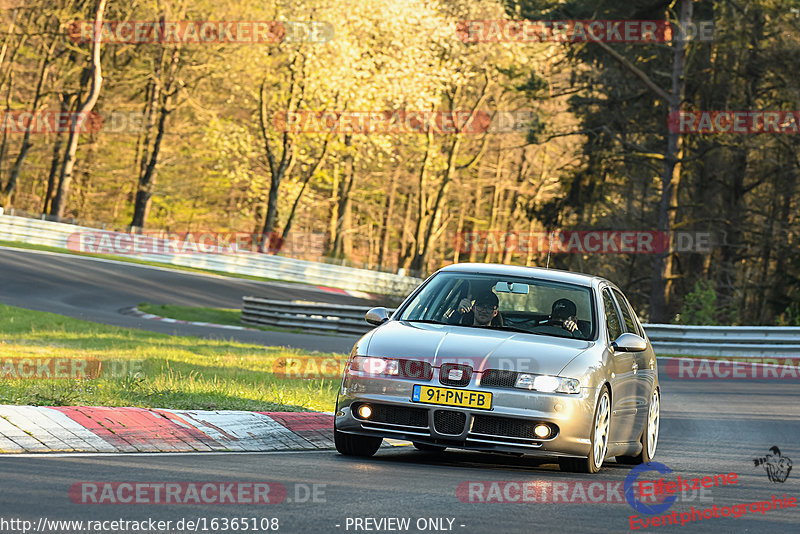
[616,389,659,465]
[560,386,610,474]
[334,428,382,457]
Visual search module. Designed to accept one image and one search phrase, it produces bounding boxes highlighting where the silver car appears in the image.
[334,263,660,473]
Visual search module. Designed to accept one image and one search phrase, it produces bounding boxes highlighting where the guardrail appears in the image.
[242,297,383,335]
[0,214,421,295]
[241,298,800,356]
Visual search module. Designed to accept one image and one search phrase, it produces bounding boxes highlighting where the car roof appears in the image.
[436,263,611,288]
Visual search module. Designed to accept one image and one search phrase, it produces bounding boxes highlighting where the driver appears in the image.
[548,298,579,335]
[454,291,503,327]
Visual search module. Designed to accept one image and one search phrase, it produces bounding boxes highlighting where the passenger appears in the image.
[455,291,503,327]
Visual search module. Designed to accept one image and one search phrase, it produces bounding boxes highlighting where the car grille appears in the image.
[433,410,466,435]
[355,403,427,427]
[480,369,518,388]
[439,363,472,387]
[471,415,544,439]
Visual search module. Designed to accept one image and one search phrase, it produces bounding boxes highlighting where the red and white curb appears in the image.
[314,286,377,300]
[122,307,256,331]
[0,406,332,453]
[0,405,410,453]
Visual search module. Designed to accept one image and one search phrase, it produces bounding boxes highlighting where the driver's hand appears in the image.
[563,318,578,334]
[458,298,473,314]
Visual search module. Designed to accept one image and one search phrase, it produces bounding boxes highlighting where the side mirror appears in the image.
[611,333,647,353]
[365,307,390,326]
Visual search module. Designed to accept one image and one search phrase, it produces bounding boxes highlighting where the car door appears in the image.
[611,288,656,432]
[601,287,637,444]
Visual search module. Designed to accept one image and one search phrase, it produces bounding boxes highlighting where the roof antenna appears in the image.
[546,230,553,269]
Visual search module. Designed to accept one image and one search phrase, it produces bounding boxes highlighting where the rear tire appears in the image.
[616,389,659,465]
[560,386,610,474]
[334,428,382,457]
[413,442,446,452]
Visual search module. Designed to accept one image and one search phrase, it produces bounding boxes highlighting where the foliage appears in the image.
[675,280,718,326]
[0,0,796,325]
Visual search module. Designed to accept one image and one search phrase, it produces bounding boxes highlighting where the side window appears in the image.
[602,289,623,342]
[612,289,639,336]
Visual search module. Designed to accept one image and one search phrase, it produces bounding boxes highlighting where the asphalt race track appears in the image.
[0,247,368,352]
[1,371,798,534]
[1,246,798,533]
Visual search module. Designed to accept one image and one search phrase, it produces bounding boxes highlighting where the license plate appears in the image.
[411,385,492,410]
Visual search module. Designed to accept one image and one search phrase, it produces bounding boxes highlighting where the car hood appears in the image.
[365,320,592,375]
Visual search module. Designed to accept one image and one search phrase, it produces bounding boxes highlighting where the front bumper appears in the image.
[335,372,597,458]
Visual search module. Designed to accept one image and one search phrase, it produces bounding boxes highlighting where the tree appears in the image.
[50,0,108,218]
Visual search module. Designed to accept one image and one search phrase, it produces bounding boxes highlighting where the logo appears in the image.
[753,447,792,483]
[624,462,677,515]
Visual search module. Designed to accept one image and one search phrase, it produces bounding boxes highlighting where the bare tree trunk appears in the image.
[3,26,57,203]
[482,148,504,263]
[502,149,529,264]
[409,129,434,273]
[332,135,355,258]
[281,134,332,240]
[413,134,461,272]
[259,57,300,246]
[327,162,340,254]
[468,176,482,263]
[131,46,180,228]
[0,10,28,187]
[130,43,164,227]
[50,0,108,218]
[398,188,414,270]
[42,95,71,214]
[0,60,22,191]
[377,165,400,270]
[647,0,692,322]
[452,185,467,264]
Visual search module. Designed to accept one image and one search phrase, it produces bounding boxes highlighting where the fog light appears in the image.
[534,424,550,439]
[357,405,373,419]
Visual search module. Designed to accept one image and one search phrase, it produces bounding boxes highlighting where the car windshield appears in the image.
[398,272,596,340]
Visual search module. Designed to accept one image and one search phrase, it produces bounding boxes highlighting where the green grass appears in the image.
[0,304,347,412]
[137,302,305,334]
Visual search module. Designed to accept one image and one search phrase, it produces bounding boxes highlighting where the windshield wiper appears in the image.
[484,324,533,335]
[403,319,449,325]
[528,329,582,340]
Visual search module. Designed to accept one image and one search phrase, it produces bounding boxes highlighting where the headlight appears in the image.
[349,356,399,376]
[515,373,580,394]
